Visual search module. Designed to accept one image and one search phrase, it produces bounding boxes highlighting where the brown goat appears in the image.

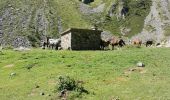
[108,37,126,50]
[132,39,142,46]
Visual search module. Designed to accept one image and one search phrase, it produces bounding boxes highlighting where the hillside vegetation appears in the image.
[0,48,170,100]
[0,0,152,47]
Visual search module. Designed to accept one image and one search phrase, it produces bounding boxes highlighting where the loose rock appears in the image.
[10,72,16,76]
[137,62,145,67]
[40,92,45,96]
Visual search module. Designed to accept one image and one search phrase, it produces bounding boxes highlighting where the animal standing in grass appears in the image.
[100,39,110,50]
[146,40,153,47]
[48,39,61,50]
[132,39,142,46]
[108,37,126,50]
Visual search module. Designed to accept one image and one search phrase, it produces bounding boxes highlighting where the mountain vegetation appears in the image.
[0,0,153,47]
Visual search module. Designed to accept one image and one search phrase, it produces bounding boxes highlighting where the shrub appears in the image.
[58,76,77,91]
[55,76,89,99]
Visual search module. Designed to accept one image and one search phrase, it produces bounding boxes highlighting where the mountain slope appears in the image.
[1,0,166,47]
[0,0,91,47]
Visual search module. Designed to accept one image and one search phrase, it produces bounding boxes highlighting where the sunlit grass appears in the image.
[0,48,170,100]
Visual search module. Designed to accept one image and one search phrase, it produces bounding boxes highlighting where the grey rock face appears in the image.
[101,31,113,40]
[0,1,61,47]
[108,3,117,17]
[79,3,105,15]
[12,36,30,48]
[108,0,128,20]
[134,0,170,43]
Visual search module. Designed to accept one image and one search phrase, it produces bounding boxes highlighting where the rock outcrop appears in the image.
[108,0,128,20]
[79,3,105,15]
[0,1,61,47]
[134,0,170,43]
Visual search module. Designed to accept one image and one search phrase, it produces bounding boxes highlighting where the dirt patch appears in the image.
[4,64,14,68]
[28,89,37,96]
[124,67,147,76]
[103,79,113,85]
[28,86,42,97]
[48,79,57,85]
[116,77,127,82]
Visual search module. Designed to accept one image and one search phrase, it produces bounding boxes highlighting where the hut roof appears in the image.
[60,28,102,36]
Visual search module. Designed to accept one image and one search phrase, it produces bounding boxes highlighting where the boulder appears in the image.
[137,62,145,67]
[10,72,16,76]
[40,92,45,96]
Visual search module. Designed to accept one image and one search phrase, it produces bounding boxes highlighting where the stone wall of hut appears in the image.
[71,31,101,50]
[61,32,71,50]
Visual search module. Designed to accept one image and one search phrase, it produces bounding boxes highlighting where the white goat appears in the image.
[48,39,61,49]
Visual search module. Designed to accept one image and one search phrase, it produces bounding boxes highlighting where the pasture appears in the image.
[0,48,170,100]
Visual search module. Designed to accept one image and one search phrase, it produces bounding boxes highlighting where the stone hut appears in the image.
[60,28,102,50]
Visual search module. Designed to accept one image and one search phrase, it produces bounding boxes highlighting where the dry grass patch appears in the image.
[4,64,14,68]
[124,67,147,76]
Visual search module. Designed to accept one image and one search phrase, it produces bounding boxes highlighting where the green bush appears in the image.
[57,76,89,95]
[58,76,77,91]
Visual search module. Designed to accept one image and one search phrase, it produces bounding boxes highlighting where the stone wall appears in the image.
[71,31,101,50]
[61,32,71,50]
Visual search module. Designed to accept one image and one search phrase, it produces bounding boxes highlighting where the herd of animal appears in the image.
[100,37,153,50]
[42,36,155,50]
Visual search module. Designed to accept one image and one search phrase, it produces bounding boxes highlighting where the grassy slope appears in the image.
[0,48,170,100]
[53,0,90,30]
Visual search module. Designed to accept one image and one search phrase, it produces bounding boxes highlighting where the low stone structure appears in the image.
[61,28,102,50]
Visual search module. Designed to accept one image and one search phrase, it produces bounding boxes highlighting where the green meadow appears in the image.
[0,48,170,100]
